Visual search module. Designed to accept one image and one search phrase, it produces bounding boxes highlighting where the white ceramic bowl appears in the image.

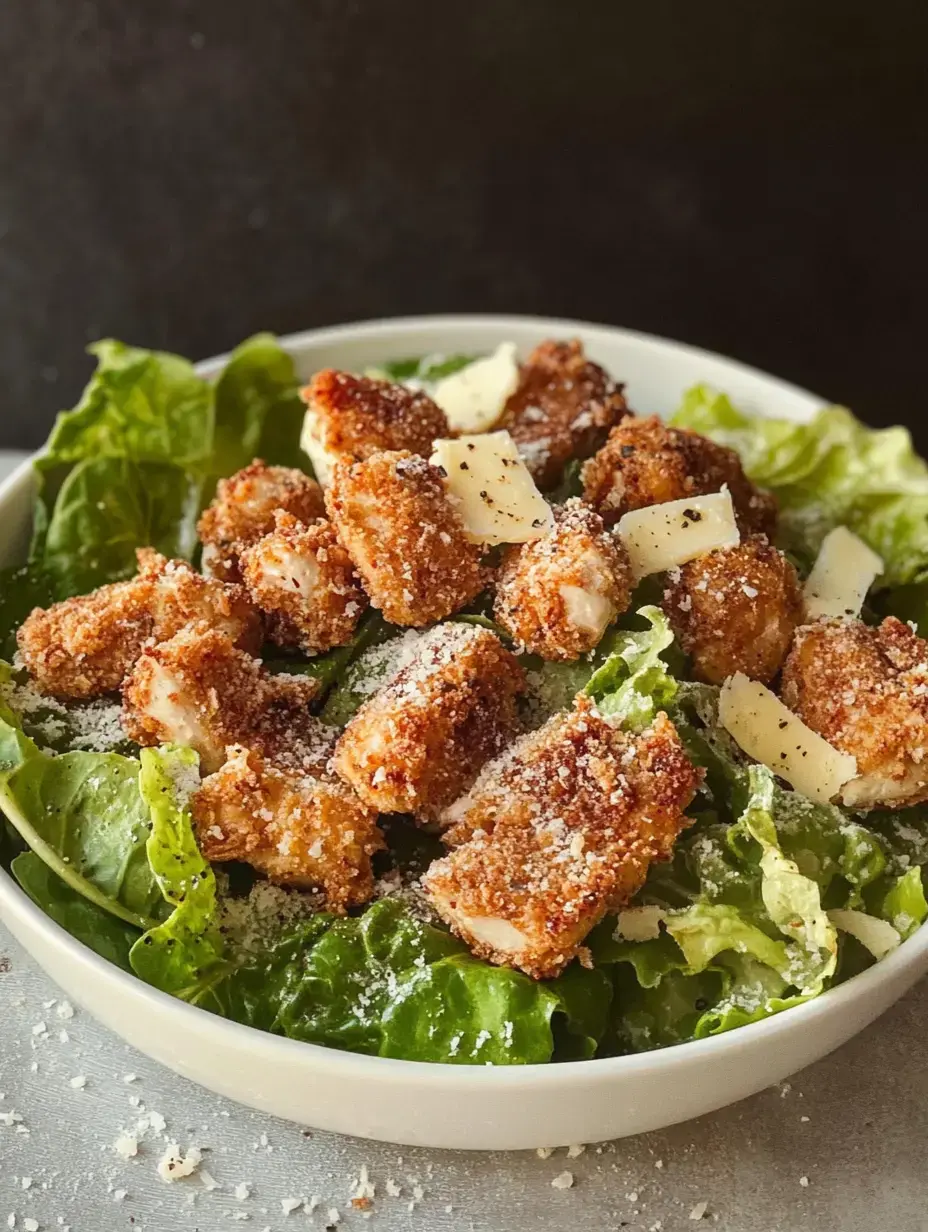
[1,315,926,1151]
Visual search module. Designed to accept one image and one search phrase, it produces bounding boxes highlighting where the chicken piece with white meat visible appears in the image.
[493,498,633,660]
[781,615,928,810]
[17,548,261,700]
[122,623,319,774]
[325,450,485,626]
[192,742,383,910]
[662,535,804,684]
[333,623,525,823]
[424,697,701,979]
[239,510,367,654]
[196,459,325,582]
[300,368,449,485]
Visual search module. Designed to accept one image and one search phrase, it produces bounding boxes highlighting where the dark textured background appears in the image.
[1,0,925,450]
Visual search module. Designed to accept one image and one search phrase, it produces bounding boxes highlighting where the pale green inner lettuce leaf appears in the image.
[130,746,230,1000]
[0,690,161,929]
[672,385,928,586]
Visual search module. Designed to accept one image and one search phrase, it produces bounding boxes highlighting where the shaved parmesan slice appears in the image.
[803,526,884,621]
[827,909,900,959]
[616,490,740,580]
[432,430,554,546]
[718,672,857,803]
[432,343,520,434]
[299,409,339,486]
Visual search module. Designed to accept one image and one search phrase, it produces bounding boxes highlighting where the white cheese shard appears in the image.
[431,343,520,433]
[616,490,740,580]
[431,430,554,546]
[803,526,884,621]
[719,672,857,803]
[827,909,900,959]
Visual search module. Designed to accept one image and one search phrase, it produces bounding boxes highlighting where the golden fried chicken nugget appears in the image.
[122,623,319,773]
[239,510,367,654]
[581,416,777,534]
[781,616,928,810]
[301,369,449,484]
[493,498,633,660]
[333,623,525,823]
[424,698,701,979]
[197,459,325,582]
[500,339,629,488]
[662,535,804,684]
[192,743,383,910]
[17,549,260,700]
[325,450,485,626]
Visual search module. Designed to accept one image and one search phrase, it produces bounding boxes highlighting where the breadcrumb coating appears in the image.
[192,743,383,909]
[122,623,320,774]
[197,460,325,581]
[424,698,700,979]
[500,339,629,488]
[17,549,261,700]
[325,450,485,626]
[334,623,525,823]
[581,416,777,534]
[781,616,928,810]
[302,369,449,469]
[239,510,367,654]
[493,498,633,660]
[662,535,804,684]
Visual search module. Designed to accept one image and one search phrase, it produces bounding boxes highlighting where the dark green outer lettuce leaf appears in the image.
[40,457,202,596]
[12,851,139,971]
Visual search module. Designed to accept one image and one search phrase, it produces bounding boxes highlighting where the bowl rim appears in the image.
[3,310,925,1090]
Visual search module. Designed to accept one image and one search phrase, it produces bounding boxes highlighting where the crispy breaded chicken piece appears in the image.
[196,459,325,582]
[581,416,777,534]
[781,616,928,810]
[424,698,700,979]
[192,743,383,910]
[334,624,525,823]
[239,510,367,654]
[300,369,449,484]
[662,535,804,685]
[17,549,261,700]
[500,339,629,488]
[122,623,319,773]
[493,498,633,660]
[325,450,485,626]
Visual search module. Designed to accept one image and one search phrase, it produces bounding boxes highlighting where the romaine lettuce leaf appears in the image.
[42,340,213,469]
[0,564,57,660]
[672,385,928,587]
[373,354,476,384]
[129,746,230,1000]
[40,456,202,595]
[0,701,160,928]
[586,605,678,728]
[12,851,139,971]
[210,333,309,477]
[249,897,609,1064]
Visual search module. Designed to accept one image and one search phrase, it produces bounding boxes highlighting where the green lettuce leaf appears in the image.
[12,851,139,971]
[42,340,213,470]
[0,708,160,928]
[129,746,230,1000]
[223,898,610,1064]
[40,457,202,596]
[672,385,928,586]
[373,354,476,384]
[211,333,309,476]
[586,605,678,728]
[875,866,928,940]
[0,564,57,660]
